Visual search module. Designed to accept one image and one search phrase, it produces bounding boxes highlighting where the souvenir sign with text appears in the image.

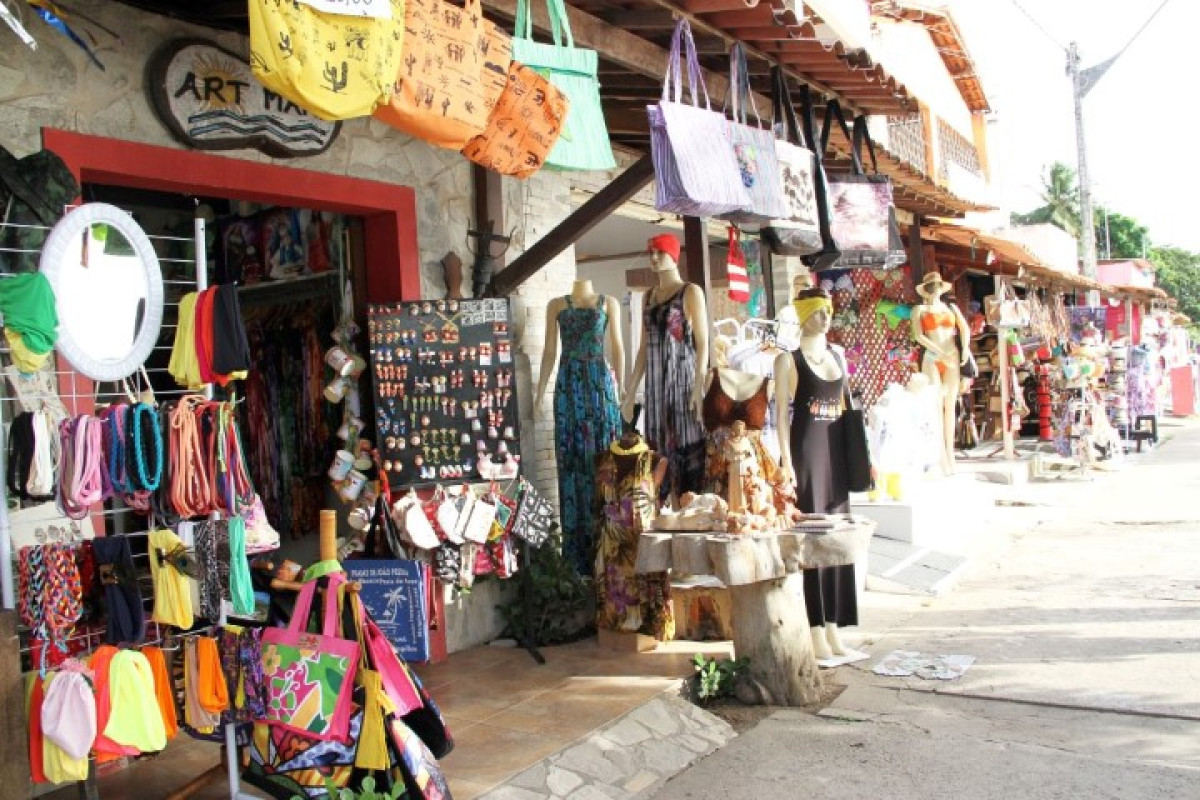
[343,560,430,662]
[369,298,521,488]
[147,39,341,157]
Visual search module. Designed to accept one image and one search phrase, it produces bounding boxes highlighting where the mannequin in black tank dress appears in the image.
[775,289,859,660]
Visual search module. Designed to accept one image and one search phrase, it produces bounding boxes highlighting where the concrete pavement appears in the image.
[651,421,1200,799]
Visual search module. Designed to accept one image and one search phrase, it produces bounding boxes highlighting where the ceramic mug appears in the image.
[339,470,368,502]
[328,449,355,481]
[324,377,348,404]
[346,355,368,379]
[325,346,355,376]
[347,503,373,531]
[336,415,364,442]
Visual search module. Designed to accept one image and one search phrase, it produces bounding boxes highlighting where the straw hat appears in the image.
[916,272,952,297]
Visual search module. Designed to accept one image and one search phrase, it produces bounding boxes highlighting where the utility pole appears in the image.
[1068,42,1100,306]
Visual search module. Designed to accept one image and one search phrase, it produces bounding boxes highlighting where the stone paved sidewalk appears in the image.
[481,692,735,799]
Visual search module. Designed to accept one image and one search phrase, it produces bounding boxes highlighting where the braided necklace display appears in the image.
[18,543,83,672]
[169,395,213,518]
[104,404,132,496]
[57,416,104,520]
[130,402,164,492]
[215,400,255,515]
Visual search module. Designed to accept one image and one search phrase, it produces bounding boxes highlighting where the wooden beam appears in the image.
[604,108,652,136]
[490,155,656,297]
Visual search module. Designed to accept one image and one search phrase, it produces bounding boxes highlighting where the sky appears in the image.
[948,0,1197,252]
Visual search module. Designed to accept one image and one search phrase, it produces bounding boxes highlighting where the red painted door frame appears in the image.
[42,128,421,303]
[41,129,449,662]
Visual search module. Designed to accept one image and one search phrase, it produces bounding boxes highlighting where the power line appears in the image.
[1113,0,1172,62]
[1009,0,1066,52]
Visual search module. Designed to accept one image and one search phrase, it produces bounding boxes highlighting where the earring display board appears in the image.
[369,299,520,489]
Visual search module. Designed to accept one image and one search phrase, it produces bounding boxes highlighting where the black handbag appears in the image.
[797,85,842,271]
[840,380,873,493]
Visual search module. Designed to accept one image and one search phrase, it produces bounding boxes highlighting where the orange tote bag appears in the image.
[373,0,511,150]
[461,61,569,179]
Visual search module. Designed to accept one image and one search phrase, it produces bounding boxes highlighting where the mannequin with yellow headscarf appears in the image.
[774,288,859,660]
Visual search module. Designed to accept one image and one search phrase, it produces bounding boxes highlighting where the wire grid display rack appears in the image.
[0,213,255,799]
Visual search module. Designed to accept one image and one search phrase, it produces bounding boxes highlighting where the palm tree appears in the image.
[1011,162,1081,238]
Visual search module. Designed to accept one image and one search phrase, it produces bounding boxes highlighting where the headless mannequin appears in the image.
[910,275,970,474]
[535,280,625,412]
[774,306,849,658]
[623,250,709,422]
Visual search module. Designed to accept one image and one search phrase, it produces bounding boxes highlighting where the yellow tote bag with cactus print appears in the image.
[249,0,405,121]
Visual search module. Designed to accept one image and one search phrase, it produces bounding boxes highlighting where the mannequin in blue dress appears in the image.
[537,280,625,574]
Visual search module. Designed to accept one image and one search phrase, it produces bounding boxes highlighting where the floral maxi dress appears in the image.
[554,295,622,575]
[594,447,674,640]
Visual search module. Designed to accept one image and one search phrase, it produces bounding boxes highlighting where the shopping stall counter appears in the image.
[636,518,875,705]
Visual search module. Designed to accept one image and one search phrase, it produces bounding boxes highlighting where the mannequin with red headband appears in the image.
[624,233,710,501]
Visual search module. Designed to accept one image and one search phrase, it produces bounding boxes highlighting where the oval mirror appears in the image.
[39,202,164,382]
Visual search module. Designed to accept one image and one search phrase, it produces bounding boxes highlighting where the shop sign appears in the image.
[148,39,340,158]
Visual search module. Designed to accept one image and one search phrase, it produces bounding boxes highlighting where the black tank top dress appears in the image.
[790,348,858,629]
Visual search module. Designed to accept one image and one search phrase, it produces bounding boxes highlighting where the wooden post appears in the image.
[473,165,506,270]
[682,216,710,289]
[728,577,823,706]
[996,276,1015,460]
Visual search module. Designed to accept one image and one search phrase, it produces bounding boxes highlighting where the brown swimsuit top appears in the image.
[702,371,770,431]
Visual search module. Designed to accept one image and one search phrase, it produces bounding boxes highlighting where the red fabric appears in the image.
[647,234,681,262]
[28,676,46,783]
[194,288,217,385]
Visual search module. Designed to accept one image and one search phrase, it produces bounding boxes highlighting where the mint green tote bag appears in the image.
[513,0,616,171]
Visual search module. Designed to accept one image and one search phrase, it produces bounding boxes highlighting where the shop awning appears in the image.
[868,1,990,113]
[923,223,1181,304]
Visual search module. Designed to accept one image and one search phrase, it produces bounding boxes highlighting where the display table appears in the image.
[636,518,876,705]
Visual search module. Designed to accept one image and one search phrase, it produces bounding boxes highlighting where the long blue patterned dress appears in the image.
[554,295,622,574]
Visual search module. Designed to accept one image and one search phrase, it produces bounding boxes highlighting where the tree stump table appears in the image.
[636,519,876,705]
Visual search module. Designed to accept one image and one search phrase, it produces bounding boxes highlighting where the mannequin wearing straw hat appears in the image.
[911,271,971,473]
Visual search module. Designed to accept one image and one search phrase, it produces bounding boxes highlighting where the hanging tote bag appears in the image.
[260,573,360,742]
[719,44,787,224]
[761,66,822,256]
[797,85,842,270]
[511,0,615,171]
[248,0,406,121]
[373,0,511,150]
[726,226,750,304]
[839,369,873,493]
[649,19,750,217]
[820,103,907,270]
[461,60,570,178]
[984,281,1031,328]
